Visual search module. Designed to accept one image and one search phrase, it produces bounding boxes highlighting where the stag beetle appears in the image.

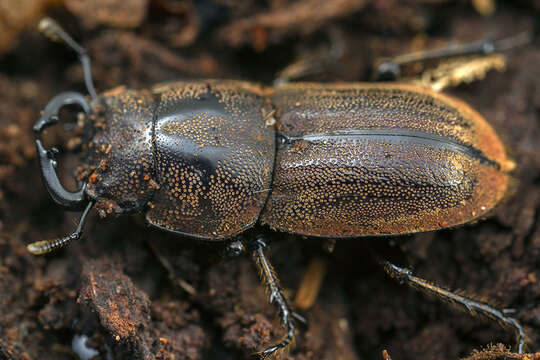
[30,18,527,358]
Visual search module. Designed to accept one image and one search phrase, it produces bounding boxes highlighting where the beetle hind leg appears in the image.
[249,236,300,359]
[381,260,526,354]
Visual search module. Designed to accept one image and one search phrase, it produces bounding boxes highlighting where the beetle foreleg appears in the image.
[249,236,298,359]
[27,200,94,255]
[381,260,526,354]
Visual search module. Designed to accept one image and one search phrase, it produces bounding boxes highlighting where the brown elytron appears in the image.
[262,83,513,237]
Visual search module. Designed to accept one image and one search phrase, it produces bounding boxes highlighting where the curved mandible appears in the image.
[34,92,90,132]
[34,92,91,210]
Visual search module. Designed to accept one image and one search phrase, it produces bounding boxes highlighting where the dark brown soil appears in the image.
[1,1,539,359]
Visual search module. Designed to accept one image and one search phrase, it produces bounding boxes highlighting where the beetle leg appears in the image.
[273,27,345,86]
[147,240,197,296]
[381,260,526,354]
[374,31,533,82]
[27,200,94,255]
[249,236,298,359]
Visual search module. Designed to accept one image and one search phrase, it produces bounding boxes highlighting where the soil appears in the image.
[0,1,539,359]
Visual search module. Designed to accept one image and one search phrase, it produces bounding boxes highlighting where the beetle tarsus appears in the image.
[291,311,307,326]
[27,201,94,255]
[381,259,526,354]
[250,237,298,359]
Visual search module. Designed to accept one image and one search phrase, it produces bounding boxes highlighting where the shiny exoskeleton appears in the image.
[83,81,513,240]
[31,18,526,358]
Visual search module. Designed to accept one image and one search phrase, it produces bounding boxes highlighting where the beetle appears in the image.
[30,18,526,358]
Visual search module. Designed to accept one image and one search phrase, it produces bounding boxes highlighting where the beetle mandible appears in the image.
[30,18,526,358]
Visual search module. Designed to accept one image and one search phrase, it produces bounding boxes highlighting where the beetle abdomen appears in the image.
[145,81,275,239]
[261,83,513,237]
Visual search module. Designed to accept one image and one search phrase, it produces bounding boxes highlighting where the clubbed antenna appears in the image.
[27,201,95,255]
[38,17,97,100]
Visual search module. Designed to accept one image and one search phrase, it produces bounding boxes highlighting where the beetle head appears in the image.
[82,89,156,216]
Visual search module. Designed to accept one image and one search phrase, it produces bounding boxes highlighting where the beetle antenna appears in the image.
[38,17,97,100]
[27,200,95,255]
